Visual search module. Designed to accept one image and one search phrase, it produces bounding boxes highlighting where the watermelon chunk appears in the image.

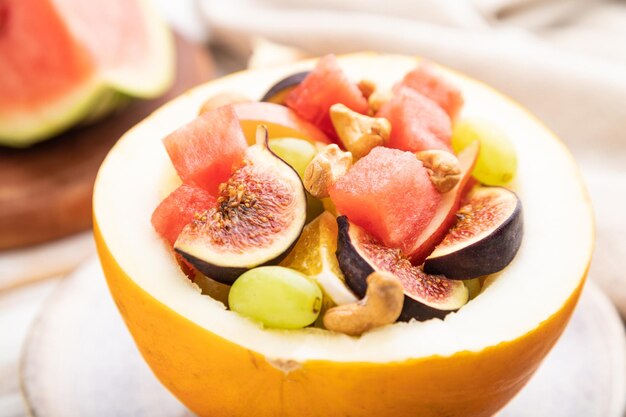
[0,0,173,147]
[163,106,248,195]
[151,184,215,246]
[329,147,441,254]
[406,142,479,263]
[377,87,452,153]
[395,64,464,119]
[285,55,368,138]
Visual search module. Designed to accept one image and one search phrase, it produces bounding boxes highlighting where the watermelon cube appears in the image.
[377,87,452,153]
[329,147,441,253]
[151,184,215,245]
[395,64,464,119]
[285,55,368,139]
[163,105,247,194]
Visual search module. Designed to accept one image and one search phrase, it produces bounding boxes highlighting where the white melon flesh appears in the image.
[94,53,593,363]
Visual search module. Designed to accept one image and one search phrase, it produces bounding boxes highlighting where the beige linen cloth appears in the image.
[198,0,626,315]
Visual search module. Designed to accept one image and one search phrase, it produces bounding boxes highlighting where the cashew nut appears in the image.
[303,144,352,199]
[415,150,462,193]
[367,89,393,116]
[330,103,391,159]
[199,92,250,115]
[323,271,404,336]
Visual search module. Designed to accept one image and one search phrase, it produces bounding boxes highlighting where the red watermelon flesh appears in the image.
[151,184,216,246]
[406,141,480,264]
[163,106,248,195]
[285,54,368,139]
[395,64,464,119]
[49,0,152,78]
[376,87,452,153]
[0,0,94,114]
[0,0,172,146]
[329,147,441,254]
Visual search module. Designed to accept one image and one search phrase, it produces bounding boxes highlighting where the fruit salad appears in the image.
[151,55,523,335]
[94,53,593,417]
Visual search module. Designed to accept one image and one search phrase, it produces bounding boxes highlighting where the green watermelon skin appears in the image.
[0,0,173,147]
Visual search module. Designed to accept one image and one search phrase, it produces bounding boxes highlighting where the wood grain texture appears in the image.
[0,34,213,250]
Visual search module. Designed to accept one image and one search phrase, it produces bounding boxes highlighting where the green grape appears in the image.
[305,194,325,224]
[228,266,323,329]
[452,120,517,186]
[464,278,482,300]
[268,137,317,179]
[269,137,322,224]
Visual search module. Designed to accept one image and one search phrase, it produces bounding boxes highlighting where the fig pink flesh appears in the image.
[357,232,462,306]
[423,186,523,279]
[441,191,512,248]
[178,159,297,254]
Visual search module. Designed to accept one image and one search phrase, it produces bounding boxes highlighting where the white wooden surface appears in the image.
[0,279,60,417]
[0,233,93,417]
[0,233,93,292]
[16,258,626,417]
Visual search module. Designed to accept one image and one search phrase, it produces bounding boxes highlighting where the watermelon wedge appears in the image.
[0,0,174,147]
[163,106,248,195]
[395,64,464,119]
[329,147,441,254]
[285,54,368,139]
[406,141,480,264]
[151,184,216,246]
[376,87,452,153]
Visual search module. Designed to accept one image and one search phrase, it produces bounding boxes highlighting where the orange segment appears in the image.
[281,211,357,306]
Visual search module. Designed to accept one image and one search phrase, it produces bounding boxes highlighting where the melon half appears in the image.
[0,0,173,147]
[93,53,594,417]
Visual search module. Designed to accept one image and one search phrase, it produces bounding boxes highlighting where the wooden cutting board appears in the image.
[0,34,213,250]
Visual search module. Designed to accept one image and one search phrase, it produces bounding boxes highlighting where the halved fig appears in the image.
[406,141,480,264]
[336,216,468,321]
[260,71,310,104]
[175,126,307,284]
[424,186,523,279]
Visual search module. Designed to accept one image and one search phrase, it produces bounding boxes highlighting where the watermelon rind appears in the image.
[101,0,175,99]
[0,0,174,148]
[0,78,110,147]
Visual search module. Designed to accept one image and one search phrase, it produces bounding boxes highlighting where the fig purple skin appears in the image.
[260,71,310,103]
[336,216,468,322]
[176,246,297,285]
[424,186,523,279]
